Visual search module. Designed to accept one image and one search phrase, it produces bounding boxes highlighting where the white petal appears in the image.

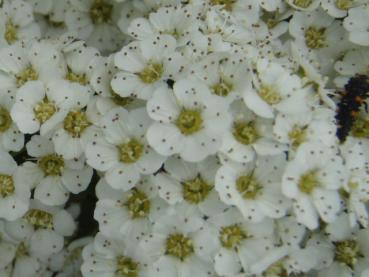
[0,150,17,175]
[146,123,184,156]
[312,188,341,223]
[214,248,242,276]
[61,166,93,194]
[30,230,64,259]
[26,135,54,157]
[85,138,119,171]
[1,124,24,152]
[34,176,69,206]
[105,164,140,191]
[294,196,319,230]
[53,209,76,236]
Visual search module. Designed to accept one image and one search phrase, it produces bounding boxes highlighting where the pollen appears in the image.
[236,174,262,199]
[24,209,54,230]
[66,67,88,86]
[89,0,113,24]
[292,0,313,8]
[209,0,236,11]
[298,170,320,194]
[304,26,327,49]
[259,85,282,105]
[0,174,15,198]
[232,121,259,145]
[5,19,18,44]
[115,255,139,277]
[335,0,353,10]
[165,233,194,261]
[138,63,163,84]
[0,106,12,133]
[212,79,234,97]
[15,66,39,88]
[34,98,57,124]
[63,110,91,138]
[334,240,362,268]
[219,224,247,250]
[124,188,150,219]
[117,138,144,164]
[38,154,65,176]
[182,175,212,204]
[176,109,203,135]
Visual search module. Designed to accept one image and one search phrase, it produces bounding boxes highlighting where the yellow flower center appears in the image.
[111,91,134,106]
[15,241,29,257]
[0,106,12,133]
[183,176,212,204]
[66,67,88,86]
[115,255,139,277]
[124,189,150,219]
[89,0,113,24]
[209,0,236,11]
[38,154,65,176]
[298,170,320,194]
[117,138,144,164]
[212,79,234,97]
[264,261,288,277]
[351,116,369,138]
[5,19,18,44]
[63,110,91,138]
[34,98,57,124]
[335,0,353,10]
[232,121,259,145]
[165,233,194,261]
[304,26,327,49]
[175,109,203,135]
[15,66,38,88]
[219,224,247,250]
[334,240,362,268]
[259,85,281,105]
[236,174,262,199]
[24,209,54,230]
[288,125,307,149]
[292,0,313,8]
[138,63,163,84]
[0,174,15,198]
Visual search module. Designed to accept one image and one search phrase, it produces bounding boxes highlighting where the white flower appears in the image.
[127,5,202,47]
[146,78,231,162]
[4,200,76,259]
[321,0,367,18]
[343,4,369,46]
[15,135,93,206]
[282,142,347,229]
[112,35,187,100]
[0,150,30,221]
[81,232,152,277]
[219,100,287,164]
[189,53,253,103]
[0,41,64,91]
[65,0,126,53]
[43,91,101,159]
[215,154,290,222]
[138,208,215,277]
[273,107,337,154]
[152,155,227,217]
[195,207,279,276]
[318,229,369,277]
[243,59,310,119]
[0,96,24,152]
[0,0,41,47]
[86,107,164,190]
[339,139,369,228]
[289,8,350,74]
[334,48,369,88]
[94,177,168,245]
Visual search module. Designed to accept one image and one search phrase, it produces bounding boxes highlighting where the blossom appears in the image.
[86,107,165,190]
[146,78,231,162]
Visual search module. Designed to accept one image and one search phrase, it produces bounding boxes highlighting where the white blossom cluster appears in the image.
[0,0,369,276]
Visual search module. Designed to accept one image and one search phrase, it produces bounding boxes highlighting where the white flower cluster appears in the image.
[0,0,369,276]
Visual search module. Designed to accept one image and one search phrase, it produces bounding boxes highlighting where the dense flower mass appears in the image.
[0,0,368,276]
